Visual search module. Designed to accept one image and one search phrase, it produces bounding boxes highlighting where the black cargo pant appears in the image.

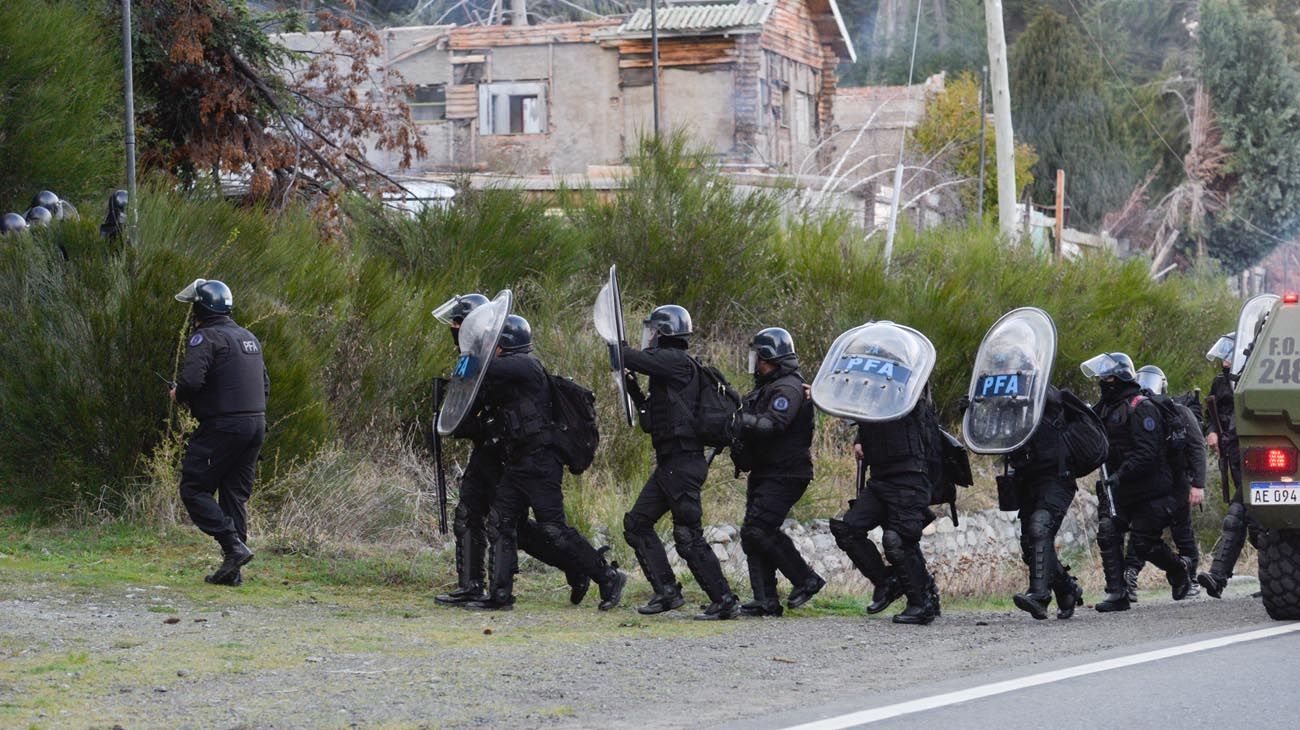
[179,415,265,545]
[623,450,732,602]
[741,474,815,595]
[1125,484,1198,575]
[454,443,578,589]
[485,448,607,603]
[1098,494,1184,592]
[1015,473,1077,592]
[831,475,933,604]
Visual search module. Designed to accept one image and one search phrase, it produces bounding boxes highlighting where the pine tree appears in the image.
[1009,7,1132,227]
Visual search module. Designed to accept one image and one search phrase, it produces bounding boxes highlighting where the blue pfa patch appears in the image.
[840,355,912,384]
[772,396,790,412]
[976,373,1032,398]
[1143,416,1157,431]
[188,333,204,347]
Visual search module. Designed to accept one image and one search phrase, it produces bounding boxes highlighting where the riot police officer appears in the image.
[465,315,625,611]
[171,279,269,586]
[1198,334,1262,598]
[101,190,128,239]
[732,328,824,617]
[431,295,592,607]
[1082,352,1190,611]
[1124,365,1206,600]
[622,305,740,620]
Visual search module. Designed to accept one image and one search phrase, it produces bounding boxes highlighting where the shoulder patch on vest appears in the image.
[1143,416,1157,432]
[240,339,260,354]
[772,395,790,412]
[188,333,204,347]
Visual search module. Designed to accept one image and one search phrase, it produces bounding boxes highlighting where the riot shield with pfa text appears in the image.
[811,321,936,422]
[1233,293,1280,376]
[962,307,1057,454]
[593,264,635,426]
[436,289,512,436]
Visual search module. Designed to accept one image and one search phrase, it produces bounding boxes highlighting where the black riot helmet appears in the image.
[642,304,692,347]
[1136,364,1168,395]
[101,190,128,238]
[25,206,53,227]
[1080,352,1136,382]
[1,212,28,235]
[499,314,533,353]
[432,292,489,326]
[175,278,234,318]
[748,327,796,373]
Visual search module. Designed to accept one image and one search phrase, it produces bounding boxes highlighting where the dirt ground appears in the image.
[0,553,1269,730]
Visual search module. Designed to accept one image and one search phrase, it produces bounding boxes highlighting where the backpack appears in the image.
[1132,393,1189,491]
[688,357,743,448]
[929,424,973,526]
[1053,388,1109,479]
[549,374,600,475]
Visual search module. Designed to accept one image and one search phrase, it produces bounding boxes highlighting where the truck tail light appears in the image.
[1244,447,1299,475]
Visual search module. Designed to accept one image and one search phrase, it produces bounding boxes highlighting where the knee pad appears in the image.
[1223,502,1246,532]
[740,523,768,555]
[623,511,653,542]
[672,524,706,549]
[1026,510,1055,541]
[538,521,571,546]
[882,529,906,563]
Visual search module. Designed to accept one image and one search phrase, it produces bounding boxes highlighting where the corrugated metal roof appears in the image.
[619,3,772,34]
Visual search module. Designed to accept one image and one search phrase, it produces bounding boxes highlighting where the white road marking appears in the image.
[779,622,1300,730]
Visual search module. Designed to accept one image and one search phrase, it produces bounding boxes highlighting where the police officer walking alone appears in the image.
[171,279,269,586]
[732,328,825,617]
[622,305,740,620]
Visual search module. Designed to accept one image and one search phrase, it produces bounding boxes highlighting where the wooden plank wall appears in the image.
[614,37,738,69]
[733,35,762,156]
[449,20,618,49]
[759,0,826,69]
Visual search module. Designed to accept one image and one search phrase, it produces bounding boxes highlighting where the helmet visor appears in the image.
[1206,335,1235,364]
[748,349,759,374]
[174,278,206,303]
[1080,353,1123,379]
[432,296,460,325]
[641,324,656,349]
[1136,370,1165,394]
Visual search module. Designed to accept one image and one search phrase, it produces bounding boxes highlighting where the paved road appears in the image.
[738,621,1300,730]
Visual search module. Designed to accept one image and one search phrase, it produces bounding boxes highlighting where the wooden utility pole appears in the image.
[984,0,1018,240]
[1054,169,1065,262]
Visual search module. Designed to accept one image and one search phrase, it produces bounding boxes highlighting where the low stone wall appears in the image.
[660,492,1101,585]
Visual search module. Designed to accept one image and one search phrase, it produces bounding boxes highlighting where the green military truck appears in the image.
[1235,292,1300,619]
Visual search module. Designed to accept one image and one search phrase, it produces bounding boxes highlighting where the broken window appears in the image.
[408,84,447,123]
[478,82,547,135]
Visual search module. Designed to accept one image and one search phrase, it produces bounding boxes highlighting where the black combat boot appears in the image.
[1182,556,1201,598]
[866,574,905,614]
[695,592,741,621]
[740,554,783,617]
[1196,571,1227,599]
[1198,505,1248,599]
[435,583,486,605]
[890,543,936,626]
[928,579,942,618]
[1095,520,1130,613]
[567,571,591,606]
[786,574,826,610]
[637,582,686,615]
[1014,532,1054,620]
[465,535,516,610]
[437,520,488,605]
[205,568,243,587]
[209,537,254,585]
[1052,566,1083,620]
[463,588,515,611]
[1123,567,1140,603]
[1149,545,1191,600]
[596,567,626,611]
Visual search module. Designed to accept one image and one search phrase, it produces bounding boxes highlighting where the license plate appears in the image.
[1250,483,1300,505]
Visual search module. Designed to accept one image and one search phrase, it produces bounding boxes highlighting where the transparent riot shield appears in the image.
[436,289,512,436]
[593,265,634,426]
[1234,294,1280,375]
[962,307,1057,454]
[811,321,936,422]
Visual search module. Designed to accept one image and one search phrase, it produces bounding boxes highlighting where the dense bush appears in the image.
[0,140,1239,552]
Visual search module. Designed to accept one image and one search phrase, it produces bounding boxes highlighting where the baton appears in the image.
[431,378,449,535]
[154,370,176,389]
[855,454,866,494]
[1099,464,1117,519]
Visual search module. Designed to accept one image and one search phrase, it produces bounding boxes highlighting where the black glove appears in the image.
[957,394,971,414]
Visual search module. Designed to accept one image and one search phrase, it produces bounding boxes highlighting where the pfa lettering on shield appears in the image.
[839,355,912,385]
[975,372,1033,399]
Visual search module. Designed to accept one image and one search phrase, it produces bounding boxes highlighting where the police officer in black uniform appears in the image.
[1124,365,1206,601]
[172,279,269,586]
[1198,338,1262,598]
[1084,352,1190,612]
[1000,385,1085,620]
[831,396,941,625]
[732,328,824,617]
[622,305,740,620]
[433,295,593,607]
[464,315,625,611]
